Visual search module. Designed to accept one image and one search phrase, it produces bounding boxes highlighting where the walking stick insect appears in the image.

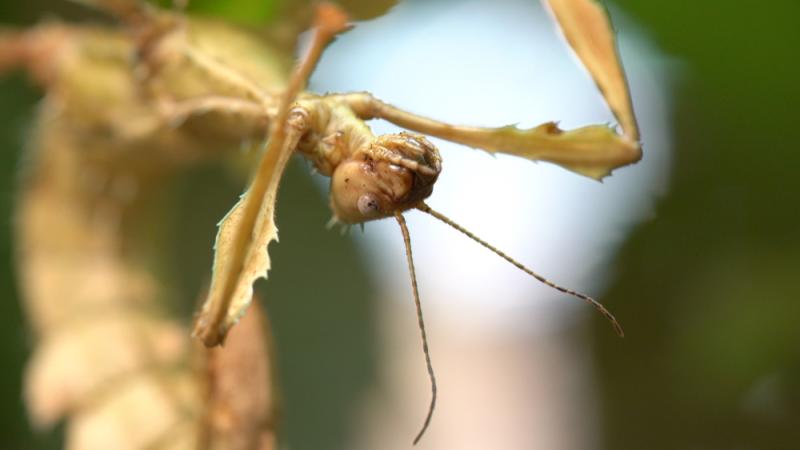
[2,0,638,444]
[185,0,641,444]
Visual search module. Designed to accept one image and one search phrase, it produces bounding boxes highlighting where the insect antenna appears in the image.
[394,212,438,445]
[416,202,624,337]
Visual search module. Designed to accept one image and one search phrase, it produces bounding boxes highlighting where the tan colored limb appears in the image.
[192,112,308,347]
[157,95,270,127]
[345,92,640,181]
[545,0,639,141]
[183,46,274,107]
[193,4,350,346]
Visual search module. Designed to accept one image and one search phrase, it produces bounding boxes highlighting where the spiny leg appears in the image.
[193,115,308,346]
[193,4,351,346]
[544,0,640,142]
[344,92,640,181]
[342,0,641,181]
[416,202,624,337]
[394,212,438,445]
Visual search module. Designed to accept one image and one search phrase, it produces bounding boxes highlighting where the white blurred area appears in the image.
[310,0,672,448]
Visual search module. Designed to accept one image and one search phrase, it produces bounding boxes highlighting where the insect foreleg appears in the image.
[192,112,310,346]
[344,92,640,181]
[193,3,351,346]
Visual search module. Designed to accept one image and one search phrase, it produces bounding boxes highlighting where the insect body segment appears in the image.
[329,133,441,223]
[291,95,442,224]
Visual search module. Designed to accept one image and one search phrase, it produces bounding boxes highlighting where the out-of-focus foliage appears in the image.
[170,0,279,25]
[0,74,57,449]
[594,1,800,449]
[153,0,399,26]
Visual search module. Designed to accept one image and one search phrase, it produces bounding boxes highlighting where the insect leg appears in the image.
[193,3,350,346]
[345,92,640,181]
[156,95,269,129]
[182,47,274,108]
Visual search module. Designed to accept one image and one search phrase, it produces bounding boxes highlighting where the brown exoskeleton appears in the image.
[323,132,441,224]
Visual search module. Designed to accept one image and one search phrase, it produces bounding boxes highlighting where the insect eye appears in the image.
[357,194,381,216]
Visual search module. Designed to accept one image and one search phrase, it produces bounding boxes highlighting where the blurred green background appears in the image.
[1,0,798,449]
[595,1,800,448]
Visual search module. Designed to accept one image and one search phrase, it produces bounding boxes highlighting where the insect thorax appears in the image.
[295,95,442,224]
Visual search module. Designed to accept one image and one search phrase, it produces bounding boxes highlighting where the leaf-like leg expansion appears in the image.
[193,4,350,346]
[345,93,640,181]
[544,0,639,141]
[193,111,308,346]
[342,0,643,182]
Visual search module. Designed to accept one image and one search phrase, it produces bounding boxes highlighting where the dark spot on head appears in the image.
[357,194,381,216]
